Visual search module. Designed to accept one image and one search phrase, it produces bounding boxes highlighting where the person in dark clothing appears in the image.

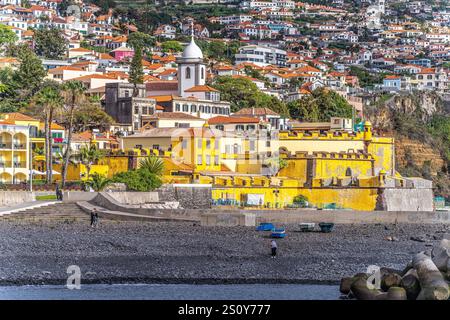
[94,211,99,228]
[55,185,62,201]
[271,240,277,259]
[90,208,96,227]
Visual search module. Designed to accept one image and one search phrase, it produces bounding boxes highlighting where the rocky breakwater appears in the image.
[340,239,450,300]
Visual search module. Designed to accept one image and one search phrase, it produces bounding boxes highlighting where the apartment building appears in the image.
[235,45,287,67]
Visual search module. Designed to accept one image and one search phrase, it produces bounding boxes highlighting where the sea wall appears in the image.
[0,191,35,206]
[106,192,159,204]
[157,184,212,209]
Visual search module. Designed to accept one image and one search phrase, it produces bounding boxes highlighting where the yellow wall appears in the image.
[212,186,378,211]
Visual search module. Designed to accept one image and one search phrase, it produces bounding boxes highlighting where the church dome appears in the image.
[182,38,203,59]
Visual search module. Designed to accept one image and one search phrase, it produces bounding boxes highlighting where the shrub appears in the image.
[112,169,162,191]
[293,195,309,208]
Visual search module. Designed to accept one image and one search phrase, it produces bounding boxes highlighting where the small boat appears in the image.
[318,222,334,233]
[271,228,286,238]
[299,223,315,232]
[256,223,275,231]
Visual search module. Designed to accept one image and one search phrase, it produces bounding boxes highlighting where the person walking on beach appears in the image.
[271,240,277,259]
[94,210,99,228]
[90,208,96,227]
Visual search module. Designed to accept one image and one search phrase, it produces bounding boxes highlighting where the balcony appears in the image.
[13,162,27,169]
[0,143,12,149]
[13,143,26,150]
[0,162,12,168]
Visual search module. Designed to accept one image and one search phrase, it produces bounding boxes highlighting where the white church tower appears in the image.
[176,24,206,98]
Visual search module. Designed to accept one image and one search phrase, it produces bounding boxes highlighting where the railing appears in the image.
[0,162,12,168]
[0,144,12,149]
[13,162,26,168]
[13,144,26,149]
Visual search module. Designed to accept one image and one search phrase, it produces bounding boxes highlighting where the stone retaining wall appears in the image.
[0,191,35,206]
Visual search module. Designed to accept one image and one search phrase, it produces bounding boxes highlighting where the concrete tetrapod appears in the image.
[412,252,450,300]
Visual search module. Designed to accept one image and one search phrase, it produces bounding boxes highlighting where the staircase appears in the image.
[0,203,89,222]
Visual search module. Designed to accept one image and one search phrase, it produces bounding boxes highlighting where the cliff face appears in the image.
[367,91,444,132]
[395,137,445,176]
[366,91,449,196]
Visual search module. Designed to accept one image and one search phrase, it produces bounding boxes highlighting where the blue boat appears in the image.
[318,222,334,233]
[256,223,275,231]
[271,228,286,238]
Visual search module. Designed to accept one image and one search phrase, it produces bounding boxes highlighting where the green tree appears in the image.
[211,76,288,115]
[288,88,353,122]
[139,155,164,175]
[161,40,183,53]
[61,80,86,188]
[78,144,103,180]
[12,44,47,99]
[129,45,144,95]
[0,25,18,47]
[32,85,64,183]
[72,103,113,132]
[34,28,68,59]
[127,31,155,51]
[84,173,112,192]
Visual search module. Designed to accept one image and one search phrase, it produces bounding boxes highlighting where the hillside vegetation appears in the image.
[365,91,450,197]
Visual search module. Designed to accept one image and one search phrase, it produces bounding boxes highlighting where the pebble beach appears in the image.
[0,219,448,286]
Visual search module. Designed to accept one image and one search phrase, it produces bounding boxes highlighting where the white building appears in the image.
[235,44,287,67]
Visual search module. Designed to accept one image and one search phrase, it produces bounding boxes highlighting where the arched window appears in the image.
[186,67,191,79]
[201,67,204,79]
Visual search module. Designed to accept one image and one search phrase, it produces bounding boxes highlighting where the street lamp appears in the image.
[28,124,33,192]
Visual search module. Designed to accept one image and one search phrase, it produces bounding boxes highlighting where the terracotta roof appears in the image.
[148,95,175,102]
[48,66,83,73]
[39,122,65,131]
[1,112,38,122]
[184,85,219,93]
[208,116,259,125]
[146,81,178,91]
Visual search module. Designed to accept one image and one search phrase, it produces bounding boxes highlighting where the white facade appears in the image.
[177,37,207,97]
[235,45,287,67]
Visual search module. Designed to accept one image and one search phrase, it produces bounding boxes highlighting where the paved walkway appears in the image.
[0,201,60,216]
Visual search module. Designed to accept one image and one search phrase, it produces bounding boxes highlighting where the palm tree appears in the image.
[61,80,85,188]
[78,144,103,180]
[139,155,164,176]
[84,173,111,192]
[33,86,64,184]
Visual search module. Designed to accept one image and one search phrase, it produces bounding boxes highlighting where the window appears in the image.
[186,67,191,79]
[236,125,245,131]
[266,141,271,147]
[124,90,130,97]
[191,105,197,112]
[183,104,189,112]
[142,106,148,114]
[134,122,139,130]
[216,125,224,131]
[134,106,139,114]
[250,140,256,151]
[225,145,231,153]
[175,104,181,112]
[152,144,160,150]
[206,139,211,148]
[201,67,204,79]
[197,139,202,148]
[215,139,219,149]
[214,155,219,165]
[197,155,202,164]
[206,155,211,165]
[199,105,204,112]
[181,139,187,149]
